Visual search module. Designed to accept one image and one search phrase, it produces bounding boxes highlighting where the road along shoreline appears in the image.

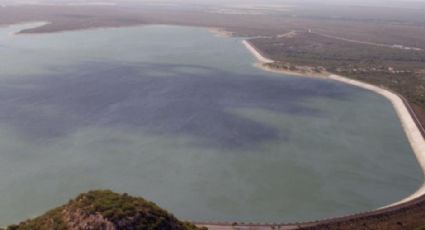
[326,76,425,207]
[243,39,425,206]
[197,40,425,230]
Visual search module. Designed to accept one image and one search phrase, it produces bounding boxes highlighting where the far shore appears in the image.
[208,27,234,38]
[242,39,425,208]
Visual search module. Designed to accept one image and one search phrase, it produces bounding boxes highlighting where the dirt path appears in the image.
[310,30,423,51]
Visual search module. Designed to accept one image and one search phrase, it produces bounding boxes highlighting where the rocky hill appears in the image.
[5,190,204,230]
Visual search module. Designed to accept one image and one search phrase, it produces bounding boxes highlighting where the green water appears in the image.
[0,23,421,225]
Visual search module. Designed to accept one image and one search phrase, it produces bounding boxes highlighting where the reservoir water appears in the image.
[0,23,422,225]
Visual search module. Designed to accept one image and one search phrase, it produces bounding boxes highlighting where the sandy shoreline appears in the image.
[242,39,425,208]
[242,40,274,63]
[243,40,331,78]
[256,62,330,79]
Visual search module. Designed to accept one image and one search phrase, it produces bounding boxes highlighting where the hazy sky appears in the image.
[2,0,425,4]
[1,0,425,8]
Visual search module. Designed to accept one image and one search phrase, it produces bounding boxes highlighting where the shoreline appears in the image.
[243,40,331,78]
[242,40,274,63]
[242,39,425,208]
[208,27,234,38]
[255,62,330,79]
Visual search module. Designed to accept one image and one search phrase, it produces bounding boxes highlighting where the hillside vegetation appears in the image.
[5,190,204,230]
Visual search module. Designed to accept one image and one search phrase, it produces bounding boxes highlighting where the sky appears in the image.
[1,0,425,4]
[1,0,425,8]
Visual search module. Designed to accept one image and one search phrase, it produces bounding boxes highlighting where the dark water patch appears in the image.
[0,62,355,148]
[0,25,421,225]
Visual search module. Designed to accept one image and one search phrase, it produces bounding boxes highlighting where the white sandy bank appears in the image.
[242,39,425,208]
[243,40,274,63]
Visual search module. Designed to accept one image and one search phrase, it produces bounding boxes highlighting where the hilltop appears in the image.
[4,190,204,230]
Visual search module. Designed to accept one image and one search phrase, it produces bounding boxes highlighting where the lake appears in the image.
[0,23,422,225]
